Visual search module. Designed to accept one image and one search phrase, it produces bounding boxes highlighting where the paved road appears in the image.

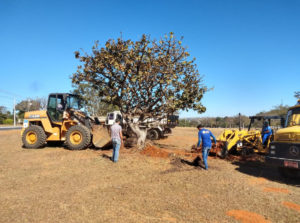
[0,126,22,131]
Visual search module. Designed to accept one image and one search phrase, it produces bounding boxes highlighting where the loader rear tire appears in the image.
[66,125,91,150]
[22,125,46,149]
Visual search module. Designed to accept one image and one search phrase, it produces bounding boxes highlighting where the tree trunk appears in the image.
[127,122,147,149]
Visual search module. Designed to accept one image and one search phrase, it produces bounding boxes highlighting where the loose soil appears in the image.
[263,187,290,194]
[0,127,299,223]
[226,210,271,223]
[282,201,300,213]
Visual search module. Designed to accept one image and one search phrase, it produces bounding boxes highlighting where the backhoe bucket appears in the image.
[92,125,111,148]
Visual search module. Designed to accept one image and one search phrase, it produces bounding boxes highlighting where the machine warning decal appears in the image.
[23,120,29,128]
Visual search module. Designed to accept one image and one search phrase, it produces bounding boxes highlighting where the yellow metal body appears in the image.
[217,129,269,154]
[274,102,300,144]
[21,110,78,142]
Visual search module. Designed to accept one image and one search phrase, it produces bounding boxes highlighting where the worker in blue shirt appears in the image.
[261,121,272,145]
[197,124,217,170]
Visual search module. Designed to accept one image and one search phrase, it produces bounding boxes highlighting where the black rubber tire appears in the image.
[65,125,91,150]
[147,129,159,140]
[240,147,249,157]
[220,142,229,159]
[22,125,46,149]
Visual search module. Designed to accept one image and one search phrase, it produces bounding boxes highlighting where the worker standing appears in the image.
[110,119,123,162]
[261,121,272,145]
[197,124,217,170]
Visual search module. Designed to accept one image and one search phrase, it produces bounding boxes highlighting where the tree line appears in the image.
[178,104,291,128]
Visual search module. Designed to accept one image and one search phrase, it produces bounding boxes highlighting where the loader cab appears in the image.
[47,93,81,123]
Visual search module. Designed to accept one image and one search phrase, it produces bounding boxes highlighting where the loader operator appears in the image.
[197,124,217,170]
[261,121,272,146]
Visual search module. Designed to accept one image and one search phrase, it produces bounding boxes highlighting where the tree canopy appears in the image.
[16,98,47,118]
[72,83,118,116]
[72,33,207,120]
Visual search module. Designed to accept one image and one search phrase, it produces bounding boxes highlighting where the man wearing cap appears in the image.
[261,121,272,145]
[197,124,217,170]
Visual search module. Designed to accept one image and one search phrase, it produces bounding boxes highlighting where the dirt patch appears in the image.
[226,154,265,162]
[282,201,300,213]
[263,187,289,194]
[226,210,271,223]
[140,144,170,158]
[0,129,20,136]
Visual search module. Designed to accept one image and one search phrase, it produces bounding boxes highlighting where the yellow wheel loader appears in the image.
[214,115,285,158]
[21,93,111,150]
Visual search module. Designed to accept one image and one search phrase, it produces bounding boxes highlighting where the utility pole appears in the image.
[239,113,241,131]
[13,97,16,126]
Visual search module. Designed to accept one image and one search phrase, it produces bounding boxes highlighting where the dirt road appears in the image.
[0,128,299,222]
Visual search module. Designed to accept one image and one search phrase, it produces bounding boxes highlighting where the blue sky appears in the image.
[0,0,299,117]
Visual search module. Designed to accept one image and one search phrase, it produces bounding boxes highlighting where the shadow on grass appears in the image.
[231,160,300,186]
[91,144,112,151]
[160,156,203,174]
[101,154,112,161]
[180,156,206,170]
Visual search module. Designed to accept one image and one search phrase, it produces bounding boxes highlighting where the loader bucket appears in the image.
[92,125,111,148]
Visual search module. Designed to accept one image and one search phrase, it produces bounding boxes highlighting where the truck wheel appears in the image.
[164,128,172,134]
[22,125,46,149]
[66,125,91,150]
[147,129,159,140]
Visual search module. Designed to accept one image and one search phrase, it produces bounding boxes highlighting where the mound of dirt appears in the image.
[141,145,170,158]
[227,210,271,223]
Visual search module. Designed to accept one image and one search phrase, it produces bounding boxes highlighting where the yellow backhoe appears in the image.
[213,115,285,158]
[21,93,111,150]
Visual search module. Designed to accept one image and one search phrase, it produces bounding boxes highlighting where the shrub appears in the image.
[3,119,13,125]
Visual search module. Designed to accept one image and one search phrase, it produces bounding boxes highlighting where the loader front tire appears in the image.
[66,125,91,150]
[22,125,46,149]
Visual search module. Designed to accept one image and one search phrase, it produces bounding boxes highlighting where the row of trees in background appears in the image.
[0,106,14,124]
[0,98,47,124]
[179,91,300,128]
[179,104,291,128]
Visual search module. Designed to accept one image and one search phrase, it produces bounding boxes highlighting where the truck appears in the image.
[105,111,179,140]
[266,100,300,178]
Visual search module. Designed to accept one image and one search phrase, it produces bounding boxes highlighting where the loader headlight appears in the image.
[270,145,276,149]
[270,150,276,155]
